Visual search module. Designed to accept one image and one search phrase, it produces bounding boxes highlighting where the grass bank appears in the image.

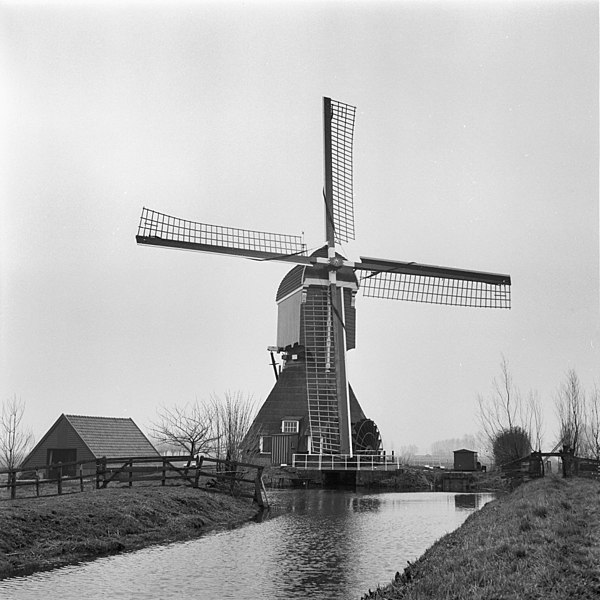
[0,486,259,579]
[363,475,600,599]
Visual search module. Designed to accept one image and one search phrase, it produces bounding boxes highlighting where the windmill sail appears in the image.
[356,256,511,309]
[324,98,356,245]
[135,96,512,464]
[136,207,310,264]
[322,97,356,455]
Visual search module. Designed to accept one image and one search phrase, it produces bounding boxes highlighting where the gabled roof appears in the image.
[63,414,159,458]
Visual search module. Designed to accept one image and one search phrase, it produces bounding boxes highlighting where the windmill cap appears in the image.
[276,245,358,302]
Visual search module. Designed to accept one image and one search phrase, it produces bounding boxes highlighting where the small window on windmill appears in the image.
[281,420,299,434]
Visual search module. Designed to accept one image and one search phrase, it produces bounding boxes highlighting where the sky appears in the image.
[1,0,598,455]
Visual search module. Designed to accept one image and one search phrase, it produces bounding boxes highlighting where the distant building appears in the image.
[453,448,478,471]
[21,414,159,477]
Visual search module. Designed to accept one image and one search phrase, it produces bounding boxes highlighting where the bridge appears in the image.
[292,454,404,471]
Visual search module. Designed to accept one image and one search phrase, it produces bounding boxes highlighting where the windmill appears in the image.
[136,97,511,464]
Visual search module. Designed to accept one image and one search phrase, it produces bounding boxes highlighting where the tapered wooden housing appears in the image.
[246,246,382,465]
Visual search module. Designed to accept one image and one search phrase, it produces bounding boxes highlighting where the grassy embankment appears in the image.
[363,475,600,599]
[0,486,259,579]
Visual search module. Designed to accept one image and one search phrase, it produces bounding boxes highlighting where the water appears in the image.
[0,489,495,600]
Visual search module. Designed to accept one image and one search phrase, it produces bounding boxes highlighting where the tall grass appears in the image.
[363,475,600,599]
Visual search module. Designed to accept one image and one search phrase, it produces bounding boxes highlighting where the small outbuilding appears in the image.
[21,414,159,477]
[453,448,478,471]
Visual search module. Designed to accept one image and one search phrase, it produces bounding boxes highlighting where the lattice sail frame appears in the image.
[138,207,306,256]
[301,286,341,454]
[330,99,356,244]
[135,96,513,459]
[357,270,511,309]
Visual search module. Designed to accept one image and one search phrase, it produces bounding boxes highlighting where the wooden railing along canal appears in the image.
[292,453,404,471]
[0,454,268,507]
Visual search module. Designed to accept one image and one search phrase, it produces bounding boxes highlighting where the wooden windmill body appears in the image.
[136,98,511,465]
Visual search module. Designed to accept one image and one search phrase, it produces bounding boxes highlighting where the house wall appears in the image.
[454,451,478,471]
[21,418,95,474]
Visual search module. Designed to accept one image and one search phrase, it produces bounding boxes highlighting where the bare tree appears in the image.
[0,396,33,470]
[555,369,586,457]
[586,385,600,461]
[528,389,545,452]
[477,356,536,467]
[477,355,520,445]
[151,400,217,456]
[397,444,418,464]
[430,435,479,457]
[209,391,257,462]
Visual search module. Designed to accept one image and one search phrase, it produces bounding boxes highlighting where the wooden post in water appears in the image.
[254,466,267,508]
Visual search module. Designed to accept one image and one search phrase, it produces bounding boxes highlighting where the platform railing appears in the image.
[292,454,403,471]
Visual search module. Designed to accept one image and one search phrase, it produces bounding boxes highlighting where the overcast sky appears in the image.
[1,0,598,454]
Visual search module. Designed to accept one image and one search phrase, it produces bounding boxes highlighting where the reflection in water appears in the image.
[352,496,382,512]
[0,490,495,600]
[454,494,478,510]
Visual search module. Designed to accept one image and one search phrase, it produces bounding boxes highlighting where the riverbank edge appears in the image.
[361,475,600,600]
[0,485,261,580]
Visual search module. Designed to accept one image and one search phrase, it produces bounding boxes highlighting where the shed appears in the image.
[453,448,478,471]
[21,414,159,476]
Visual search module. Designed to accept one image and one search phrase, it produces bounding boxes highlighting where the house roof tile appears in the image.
[64,414,159,458]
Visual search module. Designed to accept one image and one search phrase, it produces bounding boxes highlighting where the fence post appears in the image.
[96,457,106,489]
[161,457,167,486]
[57,462,63,495]
[79,463,84,492]
[9,469,16,500]
[194,455,204,488]
[35,468,40,497]
[254,466,265,508]
[128,459,133,488]
[229,461,237,495]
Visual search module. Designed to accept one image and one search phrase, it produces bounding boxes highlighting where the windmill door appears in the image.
[272,434,298,466]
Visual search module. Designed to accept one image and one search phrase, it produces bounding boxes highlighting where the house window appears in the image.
[281,420,299,434]
[260,436,272,454]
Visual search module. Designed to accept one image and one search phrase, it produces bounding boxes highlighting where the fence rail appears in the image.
[292,454,405,471]
[0,455,268,507]
[500,449,600,483]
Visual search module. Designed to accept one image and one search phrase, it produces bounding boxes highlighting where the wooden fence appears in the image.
[0,454,268,508]
[501,449,600,484]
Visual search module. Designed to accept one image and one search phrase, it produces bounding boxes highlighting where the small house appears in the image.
[21,414,159,477]
[453,448,478,471]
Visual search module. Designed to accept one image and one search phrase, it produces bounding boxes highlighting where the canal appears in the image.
[0,489,496,600]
